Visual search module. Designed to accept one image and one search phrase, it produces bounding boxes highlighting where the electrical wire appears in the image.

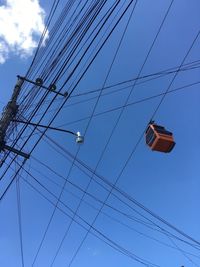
[32,1,136,265]
[0,0,132,190]
[65,1,177,265]
[16,173,25,267]
[32,130,200,251]
[50,1,139,265]
[33,79,200,126]
[22,156,200,262]
[1,2,199,266]
[9,160,162,267]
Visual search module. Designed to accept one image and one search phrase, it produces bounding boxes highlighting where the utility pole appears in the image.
[0,77,30,159]
[0,76,84,165]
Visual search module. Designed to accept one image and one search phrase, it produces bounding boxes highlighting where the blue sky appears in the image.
[0,1,200,267]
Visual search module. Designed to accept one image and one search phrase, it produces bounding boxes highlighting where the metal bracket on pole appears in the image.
[13,119,84,144]
[17,75,68,98]
[3,144,30,159]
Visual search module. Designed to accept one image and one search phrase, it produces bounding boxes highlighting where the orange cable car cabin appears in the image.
[145,122,175,153]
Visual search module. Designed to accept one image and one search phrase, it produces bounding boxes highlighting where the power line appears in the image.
[23,156,200,261]
[66,1,176,265]
[36,79,200,128]
[26,59,200,111]
[26,2,138,266]
[7,150,200,256]
[32,130,200,251]
[4,112,200,266]
[50,1,139,263]
[16,174,25,267]
[13,155,200,266]
[30,1,137,265]
[70,61,200,98]
[9,160,161,267]
[0,0,134,194]
[14,123,25,267]
[1,2,199,266]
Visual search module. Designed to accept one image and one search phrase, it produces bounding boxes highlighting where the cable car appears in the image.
[145,121,175,153]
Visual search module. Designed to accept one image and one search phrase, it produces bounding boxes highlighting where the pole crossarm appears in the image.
[17,75,68,98]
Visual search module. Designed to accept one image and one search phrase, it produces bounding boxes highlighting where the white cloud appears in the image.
[0,0,47,63]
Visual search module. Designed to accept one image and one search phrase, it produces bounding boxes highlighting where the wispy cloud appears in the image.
[0,0,46,63]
